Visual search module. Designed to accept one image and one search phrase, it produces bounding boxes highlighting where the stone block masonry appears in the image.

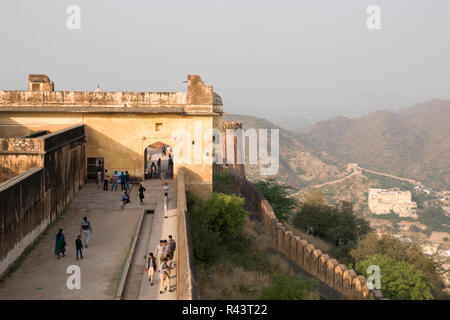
[0,125,86,277]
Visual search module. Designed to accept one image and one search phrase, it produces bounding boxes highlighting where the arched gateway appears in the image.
[0,74,224,197]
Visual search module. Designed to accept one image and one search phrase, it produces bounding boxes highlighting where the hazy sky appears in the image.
[1,1,449,129]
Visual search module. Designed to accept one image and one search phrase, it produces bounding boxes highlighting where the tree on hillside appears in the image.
[254,178,298,221]
[355,254,434,300]
[292,200,371,262]
[293,201,371,246]
[350,233,445,299]
[304,190,325,206]
[187,191,248,264]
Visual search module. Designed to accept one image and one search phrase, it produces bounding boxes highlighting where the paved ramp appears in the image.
[0,179,178,300]
[121,179,178,300]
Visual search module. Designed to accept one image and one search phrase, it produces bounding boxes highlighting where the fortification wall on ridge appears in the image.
[214,164,386,300]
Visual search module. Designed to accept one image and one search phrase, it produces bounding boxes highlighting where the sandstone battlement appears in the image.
[0,74,222,113]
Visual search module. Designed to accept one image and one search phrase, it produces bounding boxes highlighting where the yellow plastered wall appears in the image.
[0,112,220,194]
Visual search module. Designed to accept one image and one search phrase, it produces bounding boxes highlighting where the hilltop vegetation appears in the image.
[255,179,446,299]
[294,99,450,190]
[189,173,319,300]
[350,233,445,300]
[226,100,450,191]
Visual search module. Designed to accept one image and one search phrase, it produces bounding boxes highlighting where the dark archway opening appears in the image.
[144,142,173,180]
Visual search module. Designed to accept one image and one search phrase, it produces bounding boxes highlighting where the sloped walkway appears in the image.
[0,182,143,299]
[136,180,177,300]
[0,178,178,300]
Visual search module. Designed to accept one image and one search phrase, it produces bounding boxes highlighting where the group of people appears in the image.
[146,161,161,179]
[54,175,175,293]
[55,216,92,261]
[146,235,176,294]
[145,155,173,180]
[97,169,131,192]
[120,182,169,210]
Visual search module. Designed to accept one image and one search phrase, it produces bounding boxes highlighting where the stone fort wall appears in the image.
[0,125,86,277]
[214,164,385,300]
[175,166,199,300]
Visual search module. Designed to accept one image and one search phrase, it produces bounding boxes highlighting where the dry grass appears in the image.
[196,261,271,300]
[196,217,296,300]
[283,222,334,254]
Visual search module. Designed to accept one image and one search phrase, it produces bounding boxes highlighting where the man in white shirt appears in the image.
[163,183,169,218]
[154,240,165,271]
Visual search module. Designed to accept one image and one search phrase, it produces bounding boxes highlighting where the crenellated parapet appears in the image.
[213,164,387,300]
[0,74,223,115]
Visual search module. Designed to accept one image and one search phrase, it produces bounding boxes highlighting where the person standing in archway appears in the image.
[151,162,156,179]
[157,158,161,175]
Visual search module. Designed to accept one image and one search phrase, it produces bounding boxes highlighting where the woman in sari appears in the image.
[55,229,66,259]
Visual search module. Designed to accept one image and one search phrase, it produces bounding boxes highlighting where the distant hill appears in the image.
[223,114,345,188]
[294,99,450,190]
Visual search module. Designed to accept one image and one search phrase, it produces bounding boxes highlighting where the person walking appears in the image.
[151,162,156,179]
[125,171,130,191]
[120,190,130,209]
[138,184,146,205]
[165,253,176,292]
[75,235,83,260]
[159,257,171,294]
[163,183,169,202]
[163,240,169,258]
[97,169,102,188]
[162,144,166,156]
[103,169,109,191]
[168,156,173,177]
[80,216,92,248]
[146,252,157,285]
[167,235,176,259]
[163,195,168,218]
[111,171,118,192]
[154,240,165,271]
[55,229,66,259]
[163,182,169,218]
[157,158,161,174]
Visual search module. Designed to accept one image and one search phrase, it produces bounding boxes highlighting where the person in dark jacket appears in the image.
[146,252,157,285]
[157,158,161,174]
[125,171,130,191]
[75,235,83,260]
[138,184,146,205]
[167,235,176,259]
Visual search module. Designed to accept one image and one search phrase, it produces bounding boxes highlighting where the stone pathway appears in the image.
[0,178,177,300]
[134,179,177,300]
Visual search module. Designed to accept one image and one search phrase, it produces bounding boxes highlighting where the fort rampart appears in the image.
[175,166,199,300]
[213,164,385,300]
